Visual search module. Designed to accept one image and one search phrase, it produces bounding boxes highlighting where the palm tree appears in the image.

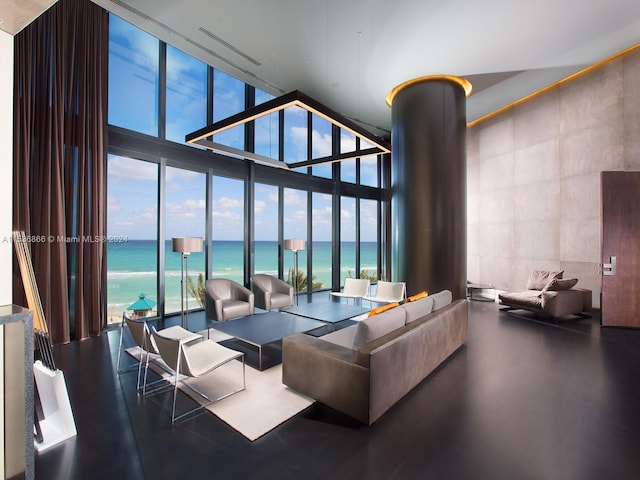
[286,268,323,292]
[186,273,205,307]
[348,269,378,282]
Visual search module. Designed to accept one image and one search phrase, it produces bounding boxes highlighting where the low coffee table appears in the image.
[282,302,369,330]
[212,311,326,370]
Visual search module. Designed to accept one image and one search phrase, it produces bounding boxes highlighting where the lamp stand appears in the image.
[179,252,191,330]
[293,249,299,305]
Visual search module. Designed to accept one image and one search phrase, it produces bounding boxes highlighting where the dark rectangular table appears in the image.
[282,302,369,329]
[212,311,326,370]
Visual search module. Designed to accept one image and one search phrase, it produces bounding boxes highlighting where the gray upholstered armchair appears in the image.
[205,279,254,321]
[251,274,294,311]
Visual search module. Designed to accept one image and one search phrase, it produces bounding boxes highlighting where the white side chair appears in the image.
[116,313,202,395]
[330,278,370,304]
[363,281,407,305]
[151,326,246,424]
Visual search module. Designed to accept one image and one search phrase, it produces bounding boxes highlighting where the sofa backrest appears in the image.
[352,306,406,349]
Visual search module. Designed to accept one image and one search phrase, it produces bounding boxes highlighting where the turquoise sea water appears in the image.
[107,240,378,318]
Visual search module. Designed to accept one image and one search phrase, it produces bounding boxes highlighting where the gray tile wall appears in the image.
[467,47,640,308]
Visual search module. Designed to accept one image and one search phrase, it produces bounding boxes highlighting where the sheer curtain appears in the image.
[13,0,108,344]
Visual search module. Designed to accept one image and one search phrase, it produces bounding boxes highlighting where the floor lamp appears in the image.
[284,239,305,305]
[172,237,203,330]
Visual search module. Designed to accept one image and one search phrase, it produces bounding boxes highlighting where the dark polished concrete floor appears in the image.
[35,301,640,480]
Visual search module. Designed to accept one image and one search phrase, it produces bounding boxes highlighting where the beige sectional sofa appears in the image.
[282,290,468,425]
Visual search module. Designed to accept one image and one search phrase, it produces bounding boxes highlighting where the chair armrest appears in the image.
[282,333,370,424]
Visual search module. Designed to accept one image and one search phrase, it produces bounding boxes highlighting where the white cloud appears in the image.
[108,156,158,181]
[254,199,267,213]
[214,196,243,209]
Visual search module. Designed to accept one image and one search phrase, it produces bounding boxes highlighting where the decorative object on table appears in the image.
[172,236,203,330]
[126,292,156,318]
[284,239,305,305]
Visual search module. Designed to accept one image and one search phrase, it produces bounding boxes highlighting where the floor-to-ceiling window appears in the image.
[108,14,159,136]
[254,183,280,277]
[360,199,379,281]
[312,191,332,289]
[106,155,159,323]
[106,13,384,322]
[283,187,308,294]
[340,196,357,286]
[211,176,245,283]
[165,45,207,144]
[164,167,206,314]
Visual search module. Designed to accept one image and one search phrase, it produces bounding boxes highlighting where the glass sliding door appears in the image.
[211,176,245,283]
[254,183,279,278]
[106,155,159,323]
[312,192,332,290]
[164,167,206,315]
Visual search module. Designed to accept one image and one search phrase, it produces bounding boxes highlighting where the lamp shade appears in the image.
[284,239,305,252]
[172,237,203,254]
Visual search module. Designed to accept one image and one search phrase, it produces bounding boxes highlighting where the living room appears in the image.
[2,1,640,479]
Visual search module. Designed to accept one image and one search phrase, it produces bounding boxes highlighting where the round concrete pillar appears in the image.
[387,76,470,300]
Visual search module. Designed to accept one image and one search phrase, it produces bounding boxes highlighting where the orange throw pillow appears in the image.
[406,291,428,302]
[368,302,400,317]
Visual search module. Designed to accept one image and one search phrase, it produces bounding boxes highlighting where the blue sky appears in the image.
[106,13,377,243]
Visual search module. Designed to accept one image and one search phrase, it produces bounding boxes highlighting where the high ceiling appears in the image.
[6,0,640,134]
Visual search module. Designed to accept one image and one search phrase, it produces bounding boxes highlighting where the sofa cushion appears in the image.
[526,270,563,290]
[541,278,578,292]
[352,306,406,349]
[401,296,434,324]
[321,324,358,348]
[499,290,543,308]
[430,290,453,311]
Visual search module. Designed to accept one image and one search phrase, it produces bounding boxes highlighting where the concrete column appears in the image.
[387,76,471,300]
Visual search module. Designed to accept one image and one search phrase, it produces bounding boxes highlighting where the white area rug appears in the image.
[125,341,314,441]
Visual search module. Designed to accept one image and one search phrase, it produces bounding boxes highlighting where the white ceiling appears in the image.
[0,0,58,35]
[7,0,640,134]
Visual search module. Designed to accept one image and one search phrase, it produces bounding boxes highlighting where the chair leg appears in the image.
[171,373,179,425]
[116,321,125,373]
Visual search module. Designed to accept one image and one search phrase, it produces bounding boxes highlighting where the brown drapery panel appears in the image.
[13,0,108,345]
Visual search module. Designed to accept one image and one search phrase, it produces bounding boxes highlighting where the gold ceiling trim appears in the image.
[468,43,640,128]
[385,75,473,107]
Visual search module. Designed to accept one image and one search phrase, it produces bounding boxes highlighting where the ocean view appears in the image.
[107,240,378,321]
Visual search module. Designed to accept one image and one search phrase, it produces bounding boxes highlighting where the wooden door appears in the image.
[601,171,640,327]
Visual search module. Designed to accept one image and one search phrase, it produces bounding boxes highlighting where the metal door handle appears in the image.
[601,256,616,276]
